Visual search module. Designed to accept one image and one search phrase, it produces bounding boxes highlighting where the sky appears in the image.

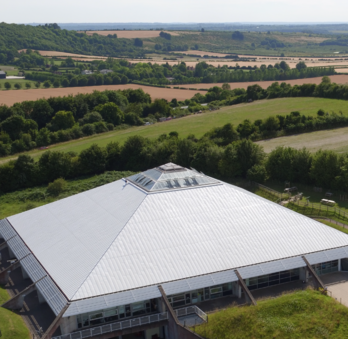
[1,0,348,23]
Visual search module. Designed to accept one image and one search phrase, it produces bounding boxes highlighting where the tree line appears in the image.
[1,127,348,194]
[2,76,348,157]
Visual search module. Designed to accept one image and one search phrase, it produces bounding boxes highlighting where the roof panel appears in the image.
[73,183,348,299]
[7,180,147,299]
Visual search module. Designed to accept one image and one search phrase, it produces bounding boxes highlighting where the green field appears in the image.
[256,126,348,154]
[0,78,39,90]
[0,286,31,339]
[2,97,348,164]
[195,289,348,339]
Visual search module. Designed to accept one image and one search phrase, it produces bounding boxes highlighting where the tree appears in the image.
[35,82,41,88]
[322,76,331,84]
[98,102,124,125]
[222,83,231,90]
[31,99,54,128]
[25,82,31,89]
[51,111,75,130]
[296,61,307,71]
[0,115,26,140]
[47,178,67,196]
[4,82,11,90]
[78,144,107,174]
[232,31,244,40]
[39,151,72,182]
[310,150,340,189]
[134,38,143,47]
[247,164,268,183]
[317,109,325,116]
[53,79,61,88]
[14,83,22,90]
[43,80,51,88]
[36,127,51,146]
[279,61,290,71]
[61,78,69,87]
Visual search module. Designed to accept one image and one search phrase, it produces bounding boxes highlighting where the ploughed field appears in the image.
[171,75,348,90]
[0,84,205,107]
[2,97,348,164]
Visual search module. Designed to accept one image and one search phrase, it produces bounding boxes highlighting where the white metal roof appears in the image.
[5,163,348,307]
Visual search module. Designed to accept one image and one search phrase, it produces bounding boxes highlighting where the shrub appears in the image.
[47,178,67,196]
[81,123,96,136]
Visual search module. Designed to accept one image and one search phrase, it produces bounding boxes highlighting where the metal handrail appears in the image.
[175,306,208,322]
[52,312,168,339]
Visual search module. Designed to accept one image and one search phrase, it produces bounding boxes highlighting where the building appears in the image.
[81,70,93,75]
[0,71,6,79]
[99,69,113,75]
[1,162,348,339]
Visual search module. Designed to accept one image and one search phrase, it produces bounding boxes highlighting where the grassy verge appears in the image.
[318,220,348,235]
[195,289,348,339]
[0,286,30,339]
[2,96,348,165]
[0,171,134,219]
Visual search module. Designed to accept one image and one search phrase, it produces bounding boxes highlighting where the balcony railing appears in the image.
[53,312,168,339]
[175,306,208,323]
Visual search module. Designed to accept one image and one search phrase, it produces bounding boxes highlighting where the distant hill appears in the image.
[0,23,144,58]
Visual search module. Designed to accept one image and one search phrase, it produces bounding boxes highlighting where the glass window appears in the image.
[210,286,222,295]
[89,312,103,320]
[258,275,269,284]
[132,302,146,316]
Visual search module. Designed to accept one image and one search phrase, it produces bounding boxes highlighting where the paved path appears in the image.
[321,272,348,307]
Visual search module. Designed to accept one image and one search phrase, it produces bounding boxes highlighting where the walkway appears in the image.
[0,246,58,337]
[321,272,348,307]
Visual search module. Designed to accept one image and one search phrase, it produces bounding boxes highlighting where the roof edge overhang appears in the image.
[0,218,68,316]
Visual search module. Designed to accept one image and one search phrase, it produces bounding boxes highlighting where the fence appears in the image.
[287,200,348,223]
[175,306,208,323]
[52,312,168,339]
[251,182,286,202]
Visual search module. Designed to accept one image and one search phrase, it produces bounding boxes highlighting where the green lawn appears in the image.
[0,286,30,339]
[195,289,348,339]
[2,97,348,164]
[0,78,39,90]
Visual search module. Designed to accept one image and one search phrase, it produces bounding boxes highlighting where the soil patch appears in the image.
[171,75,348,90]
[0,85,205,106]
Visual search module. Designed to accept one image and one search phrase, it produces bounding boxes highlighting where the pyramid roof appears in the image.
[5,163,348,305]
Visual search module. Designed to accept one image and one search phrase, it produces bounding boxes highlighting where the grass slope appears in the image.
[0,286,30,339]
[195,290,348,339]
[2,97,348,165]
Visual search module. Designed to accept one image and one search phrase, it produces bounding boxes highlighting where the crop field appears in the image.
[82,30,180,38]
[256,126,348,154]
[18,50,107,59]
[171,74,348,90]
[2,97,348,164]
[0,84,205,106]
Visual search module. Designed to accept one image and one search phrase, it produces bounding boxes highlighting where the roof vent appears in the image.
[158,163,186,173]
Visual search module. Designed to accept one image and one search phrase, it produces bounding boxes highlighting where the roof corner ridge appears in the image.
[70,193,149,300]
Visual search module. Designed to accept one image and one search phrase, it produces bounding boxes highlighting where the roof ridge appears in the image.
[70,184,148,300]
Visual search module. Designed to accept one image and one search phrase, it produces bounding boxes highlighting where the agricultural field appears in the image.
[2,97,348,164]
[195,289,348,339]
[0,78,38,90]
[82,30,180,38]
[0,84,205,106]
[171,74,348,90]
[256,126,348,154]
